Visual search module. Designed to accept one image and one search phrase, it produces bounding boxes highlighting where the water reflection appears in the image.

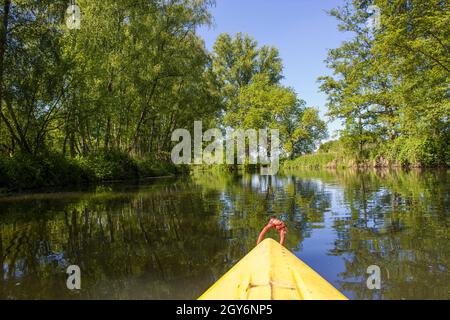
[0,169,449,299]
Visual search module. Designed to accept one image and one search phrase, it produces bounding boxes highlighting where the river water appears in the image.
[0,169,448,299]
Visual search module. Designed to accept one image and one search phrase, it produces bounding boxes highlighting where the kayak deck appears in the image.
[199,238,347,300]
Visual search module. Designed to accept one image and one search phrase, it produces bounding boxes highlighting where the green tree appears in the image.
[212,33,283,119]
[61,0,219,158]
[213,33,326,159]
[236,74,327,158]
[0,0,68,155]
[319,0,449,166]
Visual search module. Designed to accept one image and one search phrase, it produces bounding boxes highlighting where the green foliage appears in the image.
[2,0,447,192]
[80,150,139,181]
[0,1,331,189]
[384,135,450,167]
[283,153,338,169]
[319,0,449,167]
[0,150,179,191]
[0,152,93,190]
[212,34,327,158]
[0,0,220,159]
[0,0,219,189]
[135,157,178,178]
[318,140,343,154]
[212,33,283,109]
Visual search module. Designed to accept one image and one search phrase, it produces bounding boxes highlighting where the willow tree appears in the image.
[61,0,220,158]
[0,0,69,155]
[0,0,220,160]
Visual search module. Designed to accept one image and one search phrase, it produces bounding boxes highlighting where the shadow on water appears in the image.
[0,169,449,299]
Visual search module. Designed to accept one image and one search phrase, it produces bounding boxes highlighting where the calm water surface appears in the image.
[0,169,449,299]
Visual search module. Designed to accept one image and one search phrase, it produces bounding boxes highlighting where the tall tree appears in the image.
[213,33,326,158]
[0,0,68,155]
[319,0,450,166]
[212,33,283,121]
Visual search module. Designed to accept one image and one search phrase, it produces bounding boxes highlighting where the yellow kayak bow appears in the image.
[199,238,347,300]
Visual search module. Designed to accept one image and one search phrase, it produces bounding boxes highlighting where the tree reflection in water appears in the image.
[0,169,448,299]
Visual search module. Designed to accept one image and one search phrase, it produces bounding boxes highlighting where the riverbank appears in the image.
[0,151,181,193]
[283,152,450,170]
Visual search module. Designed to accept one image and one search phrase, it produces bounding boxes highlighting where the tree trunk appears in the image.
[0,0,10,103]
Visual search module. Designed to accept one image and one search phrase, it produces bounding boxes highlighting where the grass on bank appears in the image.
[284,135,450,170]
[0,150,179,192]
[283,153,340,170]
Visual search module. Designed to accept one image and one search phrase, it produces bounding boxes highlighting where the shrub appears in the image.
[0,150,181,192]
[0,152,94,191]
[385,135,450,167]
[81,149,139,181]
[136,157,178,177]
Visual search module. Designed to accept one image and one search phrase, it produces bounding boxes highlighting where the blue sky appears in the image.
[197,0,352,138]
